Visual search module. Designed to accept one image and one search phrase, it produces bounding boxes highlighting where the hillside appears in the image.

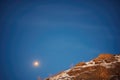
[45,54,120,80]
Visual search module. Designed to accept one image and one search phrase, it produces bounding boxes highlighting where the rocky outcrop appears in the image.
[45,54,120,80]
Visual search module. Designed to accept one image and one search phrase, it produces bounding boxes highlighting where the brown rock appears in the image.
[75,62,86,66]
[46,54,120,80]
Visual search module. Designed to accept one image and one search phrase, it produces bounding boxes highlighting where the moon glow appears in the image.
[33,61,39,67]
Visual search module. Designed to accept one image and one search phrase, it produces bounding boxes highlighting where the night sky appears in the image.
[0,0,120,80]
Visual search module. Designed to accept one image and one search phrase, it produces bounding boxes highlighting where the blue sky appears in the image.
[0,0,120,80]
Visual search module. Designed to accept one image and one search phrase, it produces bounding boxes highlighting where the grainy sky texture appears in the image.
[0,0,120,80]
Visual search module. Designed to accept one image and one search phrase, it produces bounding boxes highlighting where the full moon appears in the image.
[33,61,39,67]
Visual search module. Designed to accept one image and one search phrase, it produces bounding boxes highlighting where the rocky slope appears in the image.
[45,54,120,80]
